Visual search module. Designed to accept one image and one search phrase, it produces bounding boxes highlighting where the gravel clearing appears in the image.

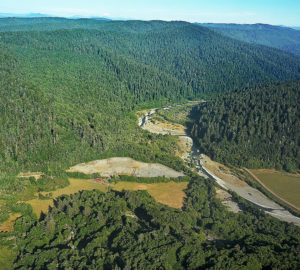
[67,157,185,178]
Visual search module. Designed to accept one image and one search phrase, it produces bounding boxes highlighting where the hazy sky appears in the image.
[1,0,300,26]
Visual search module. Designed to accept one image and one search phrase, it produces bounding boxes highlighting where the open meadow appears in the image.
[27,178,108,217]
[250,169,300,209]
[113,181,188,209]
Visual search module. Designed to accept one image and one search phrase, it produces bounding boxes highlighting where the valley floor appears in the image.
[139,104,300,226]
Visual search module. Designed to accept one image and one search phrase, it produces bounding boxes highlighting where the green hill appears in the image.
[1,19,300,173]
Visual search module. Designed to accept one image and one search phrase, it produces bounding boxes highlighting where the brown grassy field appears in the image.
[27,178,108,217]
[27,179,188,216]
[2,178,188,233]
[113,181,188,208]
[0,213,22,232]
[250,169,300,208]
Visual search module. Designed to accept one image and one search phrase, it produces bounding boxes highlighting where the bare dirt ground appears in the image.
[67,157,185,178]
[176,136,193,162]
[215,188,241,213]
[142,117,187,135]
[201,156,247,187]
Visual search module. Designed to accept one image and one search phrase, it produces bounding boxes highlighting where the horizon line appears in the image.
[0,12,299,27]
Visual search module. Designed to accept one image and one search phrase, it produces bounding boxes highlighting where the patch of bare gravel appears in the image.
[67,157,185,178]
[200,154,300,226]
[215,188,241,213]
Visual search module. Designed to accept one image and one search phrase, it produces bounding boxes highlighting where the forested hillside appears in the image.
[0,43,185,174]
[1,19,300,174]
[13,177,300,269]
[1,19,300,97]
[191,81,300,171]
[201,23,300,56]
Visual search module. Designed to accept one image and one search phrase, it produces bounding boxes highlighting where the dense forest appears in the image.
[13,177,300,269]
[191,81,300,171]
[201,23,300,56]
[1,19,300,174]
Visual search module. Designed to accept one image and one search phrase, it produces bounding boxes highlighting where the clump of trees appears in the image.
[14,176,300,269]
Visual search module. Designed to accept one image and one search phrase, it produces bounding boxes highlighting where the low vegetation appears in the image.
[250,169,300,209]
[113,181,188,209]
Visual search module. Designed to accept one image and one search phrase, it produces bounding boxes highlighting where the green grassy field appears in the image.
[250,169,300,208]
[0,247,15,270]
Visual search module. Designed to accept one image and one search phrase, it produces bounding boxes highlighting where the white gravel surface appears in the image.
[68,157,185,178]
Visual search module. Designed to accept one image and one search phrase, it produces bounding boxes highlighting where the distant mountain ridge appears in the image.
[0,12,115,20]
[0,12,50,18]
[200,23,300,56]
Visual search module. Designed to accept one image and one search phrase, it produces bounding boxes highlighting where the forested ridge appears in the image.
[201,23,300,56]
[191,81,300,171]
[0,42,186,174]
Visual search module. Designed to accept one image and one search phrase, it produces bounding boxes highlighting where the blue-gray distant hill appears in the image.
[200,23,300,56]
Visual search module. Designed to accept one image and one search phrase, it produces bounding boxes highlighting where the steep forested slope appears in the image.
[1,19,300,174]
[191,81,300,171]
[0,44,184,174]
[2,22,300,96]
[201,23,300,56]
